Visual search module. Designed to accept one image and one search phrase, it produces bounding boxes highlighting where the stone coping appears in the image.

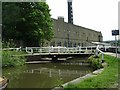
[52,68,104,90]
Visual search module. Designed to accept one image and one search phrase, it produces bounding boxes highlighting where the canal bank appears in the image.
[63,54,119,89]
[52,68,104,90]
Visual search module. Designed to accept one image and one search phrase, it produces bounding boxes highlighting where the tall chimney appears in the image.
[68,0,73,24]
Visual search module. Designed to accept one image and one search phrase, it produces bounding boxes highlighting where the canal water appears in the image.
[2,57,93,88]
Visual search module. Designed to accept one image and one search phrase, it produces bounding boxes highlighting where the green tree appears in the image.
[2,2,53,46]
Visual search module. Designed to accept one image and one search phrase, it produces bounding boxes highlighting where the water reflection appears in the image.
[3,58,93,88]
[25,68,90,78]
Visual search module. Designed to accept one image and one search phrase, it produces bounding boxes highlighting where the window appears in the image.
[87,37,88,41]
[73,43,76,47]
[64,41,67,47]
[69,42,72,47]
[98,35,101,42]
[57,42,61,46]
[82,43,84,47]
[78,43,80,46]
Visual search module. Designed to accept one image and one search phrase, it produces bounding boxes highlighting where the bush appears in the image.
[2,40,26,67]
[88,55,103,70]
[2,39,16,48]
[2,50,26,67]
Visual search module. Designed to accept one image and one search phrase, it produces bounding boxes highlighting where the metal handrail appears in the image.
[25,46,96,54]
[96,45,104,60]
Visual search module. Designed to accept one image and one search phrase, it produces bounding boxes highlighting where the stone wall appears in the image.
[44,17,103,47]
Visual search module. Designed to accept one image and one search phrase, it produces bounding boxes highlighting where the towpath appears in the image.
[105,52,120,58]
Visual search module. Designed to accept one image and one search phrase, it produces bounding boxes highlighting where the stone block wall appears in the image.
[44,17,103,47]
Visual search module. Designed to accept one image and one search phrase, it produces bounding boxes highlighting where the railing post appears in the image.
[96,47,99,57]
[96,45,104,61]
[31,48,33,54]
[79,46,81,54]
[66,48,68,53]
[65,47,67,53]
[25,47,28,53]
[104,46,106,52]
[19,46,21,51]
[58,47,60,54]
[86,47,88,54]
[75,47,77,53]
[49,46,51,54]
[39,48,41,54]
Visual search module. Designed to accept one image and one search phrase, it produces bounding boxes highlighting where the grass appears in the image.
[65,54,119,89]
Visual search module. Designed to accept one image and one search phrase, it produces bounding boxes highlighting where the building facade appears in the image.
[44,17,103,47]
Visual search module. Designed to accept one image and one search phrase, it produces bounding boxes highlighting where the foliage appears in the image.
[88,55,103,70]
[2,40,26,67]
[2,39,16,48]
[54,78,64,87]
[2,2,54,46]
[65,55,119,89]
[2,50,26,67]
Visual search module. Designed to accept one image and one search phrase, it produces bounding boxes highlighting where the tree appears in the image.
[2,2,54,46]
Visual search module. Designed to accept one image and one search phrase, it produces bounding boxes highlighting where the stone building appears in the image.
[43,0,103,47]
[44,17,103,47]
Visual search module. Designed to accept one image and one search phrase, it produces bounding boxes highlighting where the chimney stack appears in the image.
[68,0,73,24]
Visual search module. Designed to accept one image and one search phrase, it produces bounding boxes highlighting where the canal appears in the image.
[2,57,93,88]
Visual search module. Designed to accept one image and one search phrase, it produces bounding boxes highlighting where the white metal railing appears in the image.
[25,46,96,54]
[1,46,22,51]
[96,45,104,60]
[0,46,97,55]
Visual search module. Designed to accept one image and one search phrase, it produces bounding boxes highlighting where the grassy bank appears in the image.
[65,54,119,89]
[2,50,26,67]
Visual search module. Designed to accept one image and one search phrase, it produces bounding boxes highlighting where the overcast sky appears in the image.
[46,0,119,41]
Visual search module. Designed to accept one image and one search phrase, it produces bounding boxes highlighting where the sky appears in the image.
[46,0,120,41]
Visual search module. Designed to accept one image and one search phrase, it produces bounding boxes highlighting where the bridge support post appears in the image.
[52,55,58,62]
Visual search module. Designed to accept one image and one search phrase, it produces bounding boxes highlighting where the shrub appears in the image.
[2,40,26,67]
[2,39,16,48]
[2,50,26,67]
[88,55,103,70]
